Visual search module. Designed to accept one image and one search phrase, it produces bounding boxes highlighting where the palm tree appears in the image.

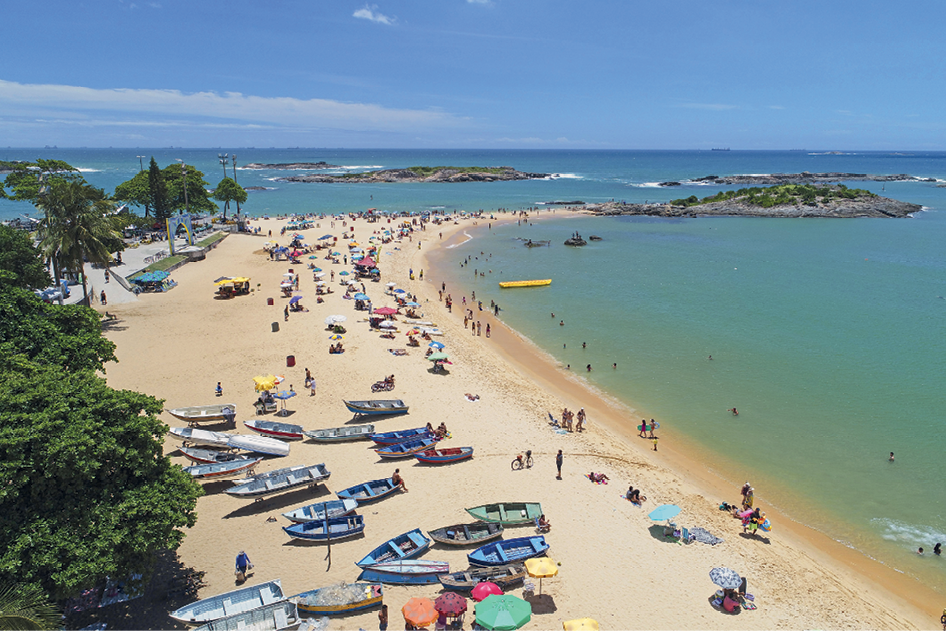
[35,180,120,306]
[0,584,61,630]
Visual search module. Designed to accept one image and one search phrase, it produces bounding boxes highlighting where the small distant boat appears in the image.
[369,427,430,446]
[225,464,330,499]
[498,279,551,289]
[358,560,449,585]
[283,515,365,542]
[303,424,375,442]
[465,502,543,525]
[428,521,503,546]
[227,433,290,457]
[191,600,299,631]
[169,580,285,625]
[183,458,262,480]
[167,404,237,425]
[244,419,304,441]
[438,563,527,592]
[344,399,409,416]
[375,437,439,459]
[169,427,232,449]
[415,446,473,465]
[180,447,253,465]
[336,478,400,504]
[468,536,549,566]
[355,528,431,567]
[282,498,358,524]
[291,583,382,615]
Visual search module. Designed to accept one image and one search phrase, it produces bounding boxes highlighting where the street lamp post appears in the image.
[218,153,229,179]
[136,155,146,172]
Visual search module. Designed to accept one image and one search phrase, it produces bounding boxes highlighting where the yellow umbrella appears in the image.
[563,619,598,631]
[253,375,277,391]
[230,276,250,283]
[524,557,559,595]
[215,278,234,286]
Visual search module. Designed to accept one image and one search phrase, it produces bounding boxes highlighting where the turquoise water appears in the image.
[4,149,945,590]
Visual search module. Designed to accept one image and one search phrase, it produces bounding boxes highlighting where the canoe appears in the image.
[465,502,543,525]
[284,515,365,542]
[368,427,431,446]
[437,563,527,592]
[291,583,382,615]
[358,560,449,585]
[180,447,253,465]
[468,536,549,566]
[498,279,552,288]
[336,478,400,504]
[355,528,431,567]
[227,434,290,457]
[169,579,285,625]
[225,464,330,499]
[375,437,439,459]
[282,499,358,524]
[169,427,232,449]
[244,419,304,441]
[235,464,313,484]
[303,424,375,442]
[167,403,237,425]
[183,458,262,480]
[343,399,409,416]
[428,522,503,547]
[191,600,299,631]
[415,446,473,465]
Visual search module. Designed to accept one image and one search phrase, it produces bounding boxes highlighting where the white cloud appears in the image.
[353,4,395,25]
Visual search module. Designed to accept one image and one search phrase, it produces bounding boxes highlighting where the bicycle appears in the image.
[511,450,533,470]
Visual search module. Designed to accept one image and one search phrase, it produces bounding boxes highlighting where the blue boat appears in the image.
[283,515,365,542]
[357,560,449,585]
[336,478,400,504]
[375,437,439,459]
[467,536,549,566]
[369,427,431,446]
[282,499,358,524]
[343,399,409,416]
[355,528,431,568]
[415,446,473,465]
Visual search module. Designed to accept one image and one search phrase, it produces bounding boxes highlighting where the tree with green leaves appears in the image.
[213,177,248,220]
[113,170,152,217]
[0,159,84,203]
[148,157,171,221]
[0,583,61,630]
[0,225,52,291]
[162,164,217,216]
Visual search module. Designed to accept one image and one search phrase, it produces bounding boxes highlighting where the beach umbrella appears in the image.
[405,301,421,307]
[524,557,558,595]
[648,504,681,522]
[253,375,277,392]
[474,594,531,630]
[429,341,445,349]
[312,267,322,272]
[407,329,420,336]
[374,306,398,315]
[709,567,742,590]
[214,277,233,284]
[314,272,325,278]
[563,619,599,631]
[379,321,396,329]
[329,334,344,341]
[427,352,449,362]
[470,582,503,602]
[283,273,295,277]
[315,281,326,286]
[289,295,302,305]
[434,592,467,617]
[386,282,397,287]
[272,389,297,415]
[393,288,406,294]
[319,234,333,240]
[308,255,317,259]
[402,598,438,628]
[354,293,370,301]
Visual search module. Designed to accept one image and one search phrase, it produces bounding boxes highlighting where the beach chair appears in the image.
[547,412,560,427]
[534,517,550,534]
[680,527,692,544]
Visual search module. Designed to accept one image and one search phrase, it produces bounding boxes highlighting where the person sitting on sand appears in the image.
[426,422,435,435]
[537,514,551,533]
[465,393,480,402]
[437,422,448,438]
[594,472,609,483]
[392,469,407,492]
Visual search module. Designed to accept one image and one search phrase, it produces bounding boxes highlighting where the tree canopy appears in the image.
[0,225,52,291]
[162,163,217,216]
[113,170,152,217]
[0,159,85,203]
[213,177,247,219]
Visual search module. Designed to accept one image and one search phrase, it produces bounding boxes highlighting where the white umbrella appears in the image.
[386,282,397,288]
[314,272,325,278]
[315,281,326,286]
[379,321,397,329]
[324,315,347,326]
[282,273,295,277]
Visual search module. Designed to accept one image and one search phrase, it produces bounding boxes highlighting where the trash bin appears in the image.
[287,355,295,367]
[267,297,274,306]
[272,322,279,333]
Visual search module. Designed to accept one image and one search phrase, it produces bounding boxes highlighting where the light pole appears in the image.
[176,159,189,215]
[218,153,229,179]
[136,155,146,172]
[231,154,241,216]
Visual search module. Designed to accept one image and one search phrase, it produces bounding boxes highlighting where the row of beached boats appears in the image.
[167,399,409,429]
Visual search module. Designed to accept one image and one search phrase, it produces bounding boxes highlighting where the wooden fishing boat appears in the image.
[467,536,549,566]
[180,447,252,465]
[236,464,312,483]
[291,583,382,615]
[183,458,262,480]
[368,427,430,446]
[498,279,552,289]
[355,528,431,567]
[244,419,304,441]
[343,399,409,416]
[437,563,527,592]
[357,560,449,585]
[169,579,285,625]
[336,478,400,504]
[227,433,290,457]
[191,600,299,631]
[282,499,358,524]
[303,424,375,442]
[225,464,330,499]
[169,427,232,449]
[428,522,503,546]
[465,502,543,525]
[415,446,473,464]
[167,403,237,426]
[283,515,364,542]
[375,437,438,459]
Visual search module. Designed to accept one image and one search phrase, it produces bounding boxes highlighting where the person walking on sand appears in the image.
[652,436,659,451]
[284,305,289,321]
[235,550,252,582]
[648,419,657,438]
[392,469,407,492]
[639,419,648,438]
[309,376,316,397]
[486,323,491,337]
[215,382,223,396]
[556,450,563,480]
[378,604,388,631]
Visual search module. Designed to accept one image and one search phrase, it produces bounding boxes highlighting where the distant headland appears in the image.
[275,166,548,184]
[658,172,936,186]
[242,162,340,170]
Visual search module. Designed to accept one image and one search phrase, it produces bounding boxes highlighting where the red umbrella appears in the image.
[434,592,467,617]
[471,581,504,602]
[374,306,398,315]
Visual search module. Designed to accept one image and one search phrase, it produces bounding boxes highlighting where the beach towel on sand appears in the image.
[689,527,724,545]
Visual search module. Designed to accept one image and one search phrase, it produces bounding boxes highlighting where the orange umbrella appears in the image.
[402,597,438,628]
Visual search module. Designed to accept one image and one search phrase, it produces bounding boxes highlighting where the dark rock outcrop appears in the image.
[583,196,922,219]
[243,162,340,170]
[564,231,587,246]
[686,172,934,185]
[276,166,548,184]
[589,235,602,241]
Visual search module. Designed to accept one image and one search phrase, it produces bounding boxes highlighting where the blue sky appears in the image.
[2,0,944,149]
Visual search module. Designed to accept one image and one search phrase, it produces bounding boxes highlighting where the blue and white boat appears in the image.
[355,528,431,568]
[183,458,262,480]
[303,424,375,442]
[375,437,439,459]
[282,499,358,524]
[169,579,285,625]
[343,399,409,416]
[467,536,549,566]
[225,464,330,499]
[283,515,365,542]
[191,600,299,631]
[358,560,448,585]
[369,427,430,446]
[336,478,400,504]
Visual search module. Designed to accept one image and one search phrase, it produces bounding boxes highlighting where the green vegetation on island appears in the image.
[672,183,877,208]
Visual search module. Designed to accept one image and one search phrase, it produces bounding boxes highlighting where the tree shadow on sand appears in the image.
[223,485,332,519]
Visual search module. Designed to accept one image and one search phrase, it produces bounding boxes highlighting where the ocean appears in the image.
[3,148,945,592]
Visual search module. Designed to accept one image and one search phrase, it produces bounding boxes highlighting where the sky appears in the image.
[2,0,945,149]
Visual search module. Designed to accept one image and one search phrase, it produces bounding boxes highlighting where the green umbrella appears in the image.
[475,594,531,630]
[427,352,449,361]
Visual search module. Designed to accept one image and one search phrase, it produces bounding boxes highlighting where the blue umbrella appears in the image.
[289,295,302,305]
[405,301,421,307]
[339,270,349,275]
[273,390,296,400]
[429,341,445,349]
[354,293,370,301]
[319,234,334,240]
[394,288,406,294]
[648,504,681,522]
[312,267,322,272]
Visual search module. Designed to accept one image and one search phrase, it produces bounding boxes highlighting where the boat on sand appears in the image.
[465,502,543,525]
[291,582,382,615]
[169,579,285,625]
[167,403,237,425]
[428,521,503,546]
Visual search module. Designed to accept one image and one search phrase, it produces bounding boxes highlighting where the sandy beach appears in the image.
[97,212,936,630]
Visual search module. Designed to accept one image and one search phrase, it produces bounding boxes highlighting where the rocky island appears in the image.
[659,172,935,186]
[242,161,340,170]
[275,166,548,184]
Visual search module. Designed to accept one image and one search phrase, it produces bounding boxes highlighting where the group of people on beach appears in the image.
[559,407,585,432]
[424,421,449,439]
